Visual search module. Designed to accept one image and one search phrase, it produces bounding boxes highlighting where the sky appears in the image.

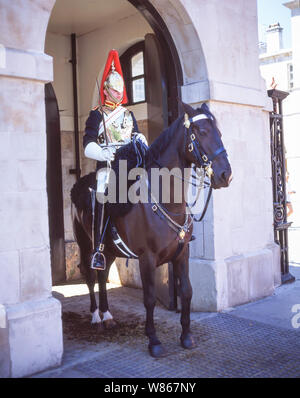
[257,0,292,48]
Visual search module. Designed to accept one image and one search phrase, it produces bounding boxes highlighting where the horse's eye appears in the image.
[199,128,207,136]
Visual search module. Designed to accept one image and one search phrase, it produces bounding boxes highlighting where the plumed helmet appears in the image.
[100,49,128,105]
[105,61,123,93]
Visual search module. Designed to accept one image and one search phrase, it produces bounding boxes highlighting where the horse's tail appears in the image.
[70,172,96,211]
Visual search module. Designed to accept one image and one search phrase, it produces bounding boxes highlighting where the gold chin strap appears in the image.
[104,100,121,110]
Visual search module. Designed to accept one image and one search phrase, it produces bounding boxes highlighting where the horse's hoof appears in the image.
[180,333,196,349]
[91,321,105,333]
[148,344,167,358]
[96,322,105,333]
[103,319,117,330]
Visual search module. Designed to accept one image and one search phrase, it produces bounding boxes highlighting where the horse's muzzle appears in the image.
[221,170,233,187]
[212,169,232,189]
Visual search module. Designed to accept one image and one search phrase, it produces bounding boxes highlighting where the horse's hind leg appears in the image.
[97,253,117,329]
[172,248,196,349]
[139,256,167,358]
[73,216,100,326]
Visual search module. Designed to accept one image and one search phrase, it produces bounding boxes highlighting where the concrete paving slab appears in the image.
[225,266,300,331]
[30,267,300,378]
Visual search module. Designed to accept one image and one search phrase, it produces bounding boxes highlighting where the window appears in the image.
[120,42,146,105]
[288,63,294,91]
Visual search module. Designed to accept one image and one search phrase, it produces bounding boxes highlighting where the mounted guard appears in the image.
[83,49,147,271]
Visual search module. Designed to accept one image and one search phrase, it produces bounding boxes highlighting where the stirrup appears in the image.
[91,250,106,271]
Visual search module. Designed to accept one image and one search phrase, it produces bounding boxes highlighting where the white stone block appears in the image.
[17,159,46,191]
[0,160,18,192]
[0,47,53,83]
[115,258,142,289]
[6,297,63,378]
[11,132,46,161]
[0,132,10,160]
[247,249,275,301]
[0,191,50,251]
[0,250,20,304]
[226,255,250,307]
[151,0,191,26]
[0,78,45,133]
[189,258,218,311]
[19,246,52,302]
[0,0,56,53]
[189,221,204,258]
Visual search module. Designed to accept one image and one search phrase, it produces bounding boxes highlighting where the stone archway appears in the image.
[0,0,279,378]
[0,0,207,378]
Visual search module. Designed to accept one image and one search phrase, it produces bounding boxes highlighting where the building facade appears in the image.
[259,1,300,263]
[0,0,279,377]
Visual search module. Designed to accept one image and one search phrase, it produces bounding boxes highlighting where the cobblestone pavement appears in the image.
[31,267,300,379]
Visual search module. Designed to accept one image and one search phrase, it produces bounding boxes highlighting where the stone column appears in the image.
[0,0,63,378]
[152,0,280,311]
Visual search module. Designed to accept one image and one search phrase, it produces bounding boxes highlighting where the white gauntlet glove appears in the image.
[134,133,148,146]
[84,142,116,162]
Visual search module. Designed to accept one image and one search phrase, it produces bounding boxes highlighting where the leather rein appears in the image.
[184,112,227,222]
[150,111,227,242]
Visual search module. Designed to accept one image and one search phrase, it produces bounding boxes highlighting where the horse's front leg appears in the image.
[85,268,102,327]
[97,254,117,329]
[172,247,196,349]
[139,255,167,358]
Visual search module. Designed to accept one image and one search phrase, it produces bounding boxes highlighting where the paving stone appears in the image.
[31,282,300,378]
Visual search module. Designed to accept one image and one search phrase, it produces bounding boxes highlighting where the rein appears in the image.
[184,113,227,177]
[145,111,226,245]
[183,112,228,223]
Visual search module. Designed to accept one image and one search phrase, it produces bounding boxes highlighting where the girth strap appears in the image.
[110,223,138,259]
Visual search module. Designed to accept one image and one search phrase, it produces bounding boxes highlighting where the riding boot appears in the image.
[90,201,107,271]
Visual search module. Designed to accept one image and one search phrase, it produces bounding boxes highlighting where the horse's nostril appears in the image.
[221,171,233,185]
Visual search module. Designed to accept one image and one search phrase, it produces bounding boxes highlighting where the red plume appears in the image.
[100,49,128,105]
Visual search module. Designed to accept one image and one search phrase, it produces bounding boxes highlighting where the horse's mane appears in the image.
[145,104,216,165]
[145,115,183,166]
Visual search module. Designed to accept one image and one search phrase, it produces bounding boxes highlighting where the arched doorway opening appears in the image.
[45,0,183,307]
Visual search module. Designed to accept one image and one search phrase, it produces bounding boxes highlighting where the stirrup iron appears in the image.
[91,249,106,271]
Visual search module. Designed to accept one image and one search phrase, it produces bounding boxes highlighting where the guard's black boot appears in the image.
[91,250,106,271]
[91,201,106,270]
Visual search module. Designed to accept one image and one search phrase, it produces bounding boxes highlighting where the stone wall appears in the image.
[0,0,63,378]
[0,0,280,377]
[149,0,279,311]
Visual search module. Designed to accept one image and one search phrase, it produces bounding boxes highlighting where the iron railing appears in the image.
[268,89,295,284]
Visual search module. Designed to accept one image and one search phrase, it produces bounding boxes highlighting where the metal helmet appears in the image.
[100,50,128,105]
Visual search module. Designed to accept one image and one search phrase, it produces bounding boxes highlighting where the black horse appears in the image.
[71,102,232,357]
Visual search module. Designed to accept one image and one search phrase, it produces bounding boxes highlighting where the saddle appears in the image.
[70,139,148,218]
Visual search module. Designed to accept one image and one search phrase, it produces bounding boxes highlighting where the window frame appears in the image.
[287,63,294,92]
[120,41,146,106]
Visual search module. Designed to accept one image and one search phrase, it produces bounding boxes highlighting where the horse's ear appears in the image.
[200,102,209,113]
[178,99,195,117]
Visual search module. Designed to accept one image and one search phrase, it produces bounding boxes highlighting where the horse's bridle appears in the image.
[184,113,227,177]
